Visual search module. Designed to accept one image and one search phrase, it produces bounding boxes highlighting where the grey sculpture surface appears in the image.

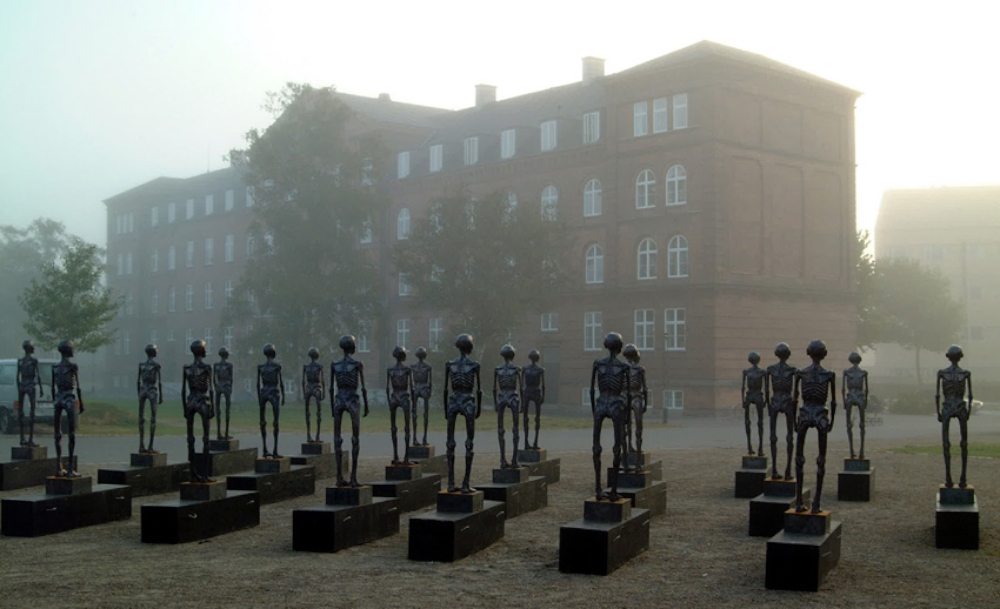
[521,349,545,450]
[257,344,285,458]
[183,339,214,482]
[443,334,482,493]
[842,351,869,460]
[766,343,797,480]
[623,344,648,471]
[136,343,163,453]
[302,347,325,442]
[936,345,973,488]
[386,346,414,464]
[589,332,631,501]
[493,344,522,468]
[16,339,44,447]
[742,351,766,456]
[793,340,837,513]
[51,340,83,476]
[410,347,433,446]
[213,347,234,440]
[331,335,368,487]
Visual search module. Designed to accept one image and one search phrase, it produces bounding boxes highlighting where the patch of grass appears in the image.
[891,443,1000,458]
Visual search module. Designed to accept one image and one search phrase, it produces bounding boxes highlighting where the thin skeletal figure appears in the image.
[410,347,433,446]
[302,348,325,442]
[742,351,766,456]
[766,343,797,479]
[16,339,44,447]
[51,340,83,476]
[257,343,285,458]
[493,344,522,468]
[183,339,214,482]
[590,332,631,501]
[387,346,414,464]
[623,344,648,470]
[793,340,837,513]
[936,345,973,488]
[842,351,869,460]
[521,349,545,450]
[331,335,368,487]
[213,347,234,440]
[136,343,163,453]
[443,334,482,493]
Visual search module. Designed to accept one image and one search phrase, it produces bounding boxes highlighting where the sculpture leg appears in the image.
[422,397,430,446]
[390,404,400,464]
[334,410,346,486]
[511,405,521,467]
[858,406,866,460]
[794,427,808,512]
[272,400,281,458]
[846,405,855,459]
[259,399,269,458]
[634,406,644,462]
[66,406,77,476]
[534,403,541,449]
[744,403,753,455]
[942,418,953,487]
[592,415,604,500]
[609,413,624,501]
[497,407,507,468]
[17,391,26,446]
[138,397,147,453]
[623,405,633,471]
[224,394,232,439]
[216,395,222,440]
[350,409,361,487]
[149,400,158,453]
[769,411,780,478]
[784,411,795,480]
[813,428,827,513]
[409,397,418,448]
[756,403,765,456]
[305,398,312,443]
[461,413,475,493]
[446,414,458,492]
[200,411,213,482]
[523,400,530,451]
[27,394,38,446]
[958,415,969,488]
[403,400,411,465]
[185,413,196,466]
[315,395,322,442]
[54,408,64,475]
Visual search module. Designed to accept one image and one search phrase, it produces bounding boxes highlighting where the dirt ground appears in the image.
[1,435,998,608]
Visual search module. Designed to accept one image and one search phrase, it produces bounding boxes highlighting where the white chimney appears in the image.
[378,92,391,101]
[582,57,605,84]
[475,84,496,108]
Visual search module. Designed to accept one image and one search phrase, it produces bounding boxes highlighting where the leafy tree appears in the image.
[392,191,570,358]
[226,83,388,359]
[19,240,118,352]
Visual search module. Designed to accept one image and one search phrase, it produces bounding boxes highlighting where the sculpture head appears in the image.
[774,342,791,360]
[528,349,540,363]
[263,343,276,359]
[339,335,356,356]
[604,332,623,356]
[748,351,761,365]
[22,339,34,355]
[500,344,515,362]
[218,346,229,360]
[946,345,964,364]
[190,339,206,358]
[145,343,157,358]
[415,347,427,361]
[393,345,407,362]
[455,334,474,356]
[848,351,862,365]
[623,343,640,364]
[308,347,319,361]
[57,340,74,358]
[806,339,828,362]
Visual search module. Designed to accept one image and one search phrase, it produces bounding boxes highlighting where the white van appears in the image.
[0,359,57,435]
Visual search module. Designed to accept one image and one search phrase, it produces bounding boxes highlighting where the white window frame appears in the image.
[204,194,214,216]
[224,234,234,262]
[398,273,411,297]
[360,219,373,244]
[125,253,133,275]
[429,144,443,172]
[501,129,516,159]
[667,235,689,278]
[151,206,159,227]
[224,326,233,350]
[429,317,443,352]
[204,237,214,265]
[150,288,158,314]
[541,185,558,220]
[583,179,602,217]
[464,137,479,166]
[666,164,687,206]
[634,102,648,137]
[167,287,176,312]
[663,389,684,410]
[151,249,159,273]
[664,308,686,351]
[541,313,558,332]
[653,97,668,133]
[672,93,688,129]
[185,199,194,220]
[584,311,602,351]
[397,208,411,240]
[583,111,600,144]
[245,187,254,207]
[167,246,176,270]
[541,120,557,151]
[397,151,410,179]
[225,279,234,307]
[225,189,234,211]
[585,244,604,284]
[636,169,656,209]
[204,282,213,310]
[167,202,176,224]
[186,240,194,268]
[637,238,658,280]
[634,309,654,351]
[396,319,410,350]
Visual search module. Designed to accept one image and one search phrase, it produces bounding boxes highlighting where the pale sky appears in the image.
[1,0,998,247]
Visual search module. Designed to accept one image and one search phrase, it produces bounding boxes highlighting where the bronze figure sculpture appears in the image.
[842,351,869,460]
[936,345,973,488]
[793,340,837,513]
[257,343,285,458]
[302,347,325,443]
[410,347,433,446]
[136,343,163,453]
[386,346,414,464]
[443,334,482,493]
[521,349,545,450]
[589,332,631,501]
[766,343,797,480]
[213,347,234,440]
[741,351,766,456]
[331,335,368,487]
[16,339,44,447]
[183,339,214,482]
[493,344,522,468]
[51,340,83,476]
[623,344,648,470]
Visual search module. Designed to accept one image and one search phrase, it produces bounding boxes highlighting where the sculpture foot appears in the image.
[500,460,508,469]
[859,452,865,460]
[139,445,147,454]
[392,458,400,466]
[272,453,282,459]
[350,478,361,488]
[216,434,224,441]
[849,451,856,460]
[795,503,808,513]
[337,478,349,487]
[771,470,780,479]
[511,460,520,469]
[606,492,621,502]
[959,478,967,488]
[460,484,473,493]
[448,485,460,493]
[28,440,39,448]
[403,458,410,465]
[811,504,822,514]
[945,479,954,488]
[263,450,271,459]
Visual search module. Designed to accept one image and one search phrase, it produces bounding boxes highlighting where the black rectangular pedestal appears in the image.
[0,457,78,491]
[141,490,260,543]
[290,452,336,480]
[766,521,842,591]
[370,474,442,513]
[479,476,548,519]
[408,500,506,562]
[524,458,561,484]
[226,465,315,504]
[838,468,875,502]
[194,447,257,477]
[749,489,810,537]
[408,453,447,475]
[735,468,767,498]
[97,462,191,497]
[936,494,979,550]
[292,497,400,552]
[559,508,651,575]
[1,484,132,537]
[617,480,667,516]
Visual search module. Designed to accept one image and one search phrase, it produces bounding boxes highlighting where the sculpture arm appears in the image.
[37,362,44,396]
[385,370,391,403]
[278,368,285,405]
[829,375,837,427]
[935,372,942,419]
[359,364,368,417]
[475,366,482,419]
[75,367,84,413]
[540,369,546,402]
[181,369,187,406]
[256,367,262,401]
[302,366,307,397]
[492,369,498,405]
[443,366,450,419]
[589,364,597,415]
[137,364,142,396]
[741,371,747,404]
[207,366,214,413]
[157,366,164,403]
[863,371,868,399]
[320,368,325,400]
[967,373,974,411]
[763,373,771,407]
[641,370,649,408]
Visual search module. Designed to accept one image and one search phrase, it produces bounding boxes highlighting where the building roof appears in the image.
[332,91,449,129]
[103,167,243,206]
[877,185,1000,231]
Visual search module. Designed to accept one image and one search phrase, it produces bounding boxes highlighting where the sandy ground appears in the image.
[1,433,998,608]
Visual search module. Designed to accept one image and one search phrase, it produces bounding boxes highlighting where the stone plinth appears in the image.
[369,473,442,513]
[290,452,336,480]
[226,465,315,505]
[479,475,548,519]
[1,456,77,491]
[838,467,875,502]
[386,463,423,481]
[193,447,257,477]
[45,476,92,496]
[611,468,655,489]
[301,442,330,455]
[437,490,484,513]
[12,446,47,460]
[766,510,842,591]
[936,485,979,550]
[180,481,227,502]
[493,466,530,484]
[616,480,667,517]
[1,483,131,537]
[523,457,561,484]
[326,485,373,506]
[408,500,506,562]
[559,507,650,575]
[844,458,870,471]
[749,487,811,537]
[131,452,167,468]
[292,497,400,553]
[625,451,654,469]
[208,438,240,451]
[255,457,291,474]
[407,444,435,460]
[517,448,547,463]
[141,490,260,544]
[97,456,191,498]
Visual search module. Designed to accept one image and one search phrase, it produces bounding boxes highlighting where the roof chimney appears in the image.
[582,57,605,85]
[475,84,496,108]
[378,92,391,102]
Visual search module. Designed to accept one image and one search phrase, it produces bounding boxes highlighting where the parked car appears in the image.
[0,358,57,435]
[971,399,984,416]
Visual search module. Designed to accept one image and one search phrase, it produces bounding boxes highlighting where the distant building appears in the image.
[104,41,860,411]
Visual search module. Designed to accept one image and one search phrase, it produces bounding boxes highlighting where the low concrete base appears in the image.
[517,447,547,463]
[226,465,315,504]
[838,468,875,502]
[12,445,48,460]
[301,442,330,455]
[208,438,240,451]
[370,474,442,513]
[407,452,447,476]
[408,500,506,562]
[46,475,92,496]
[479,476,548,519]
[292,496,400,552]
[524,458,561,484]
[130,452,167,468]
[749,488,811,537]
[735,469,767,498]
[1,483,132,537]
[617,480,667,517]
[559,508,651,575]
[766,521,842,591]
[290,452,336,480]
[141,489,260,543]
[0,456,78,491]
[97,459,191,497]
[936,486,979,550]
[407,444,436,460]
[193,447,258,477]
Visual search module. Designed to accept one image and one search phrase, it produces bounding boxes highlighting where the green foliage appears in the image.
[19,240,118,352]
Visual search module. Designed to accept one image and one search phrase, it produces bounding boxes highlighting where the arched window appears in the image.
[541,185,558,220]
[666,165,687,206]
[637,238,657,280]
[397,208,411,240]
[584,179,602,217]
[635,170,656,209]
[668,235,689,278]
[585,244,604,284]
[503,191,518,225]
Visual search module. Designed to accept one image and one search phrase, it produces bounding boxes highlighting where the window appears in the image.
[124,253,132,275]
[397,208,411,240]
[583,179,602,217]
[224,326,233,350]
[150,329,157,344]
[505,191,518,219]
[636,169,656,209]
[204,282,213,310]
[360,219,373,244]
[357,321,371,353]
[360,158,374,187]
[634,309,654,351]
[464,137,479,166]
[668,235,689,278]
[541,185,558,220]
[245,187,254,207]
[185,199,194,220]
[117,254,123,276]
[186,241,195,267]
[637,238,658,280]
[225,189,234,211]
[204,327,213,349]
[167,287,176,312]
[398,273,411,296]
[541,313,558,332]
[185,285,194,311]
[584,311,602,351]
[541,120,557,151]
[151,206,159,227]
[204,237,214,265]
[225,280,234,306]
[167,246,176,270]
[583,111,600,144]
[204,194,214,216]
[429,317,443,352]
[246,235,255,257]
[123,330,130,355]
[185,328,193,344]
[397,151,410,179]
[397,319,410,350]
[150,249,159,273]
[125,292,134,316]
[663,389,684,410]
[150,288,158,314]
[585,244,604,284]
[665,308,686,350]
[672,93,688,129]
[224,235,234,262]
[114,335,121,356]
[634,102,648,137]
[429,144,443,172]
[167,329,175,342]
[501,129,516,159]
[167,202,176,223]
[653,97,668,133]
[666,165,687,206]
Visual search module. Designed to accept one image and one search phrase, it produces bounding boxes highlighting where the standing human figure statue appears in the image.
[443,334,482,493]
[257,343,285,458]
[213,347,234,440]
[386,346,414,465]
[493,344,522,469]
[302,347,325,442]
[16,339,44,447]
[623,344,648,470]
[842,351,869,460]
[936,345,973,488]
[182,339,214,482]
[793,340,837,513]
[742,351,767,457]
[589,332,631,501]
[521,349,545,450]
[331,335,368,487]
[51,340,83,476]
[136,343,163,453]
[410,347,433,446]
[766,343,798,479]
